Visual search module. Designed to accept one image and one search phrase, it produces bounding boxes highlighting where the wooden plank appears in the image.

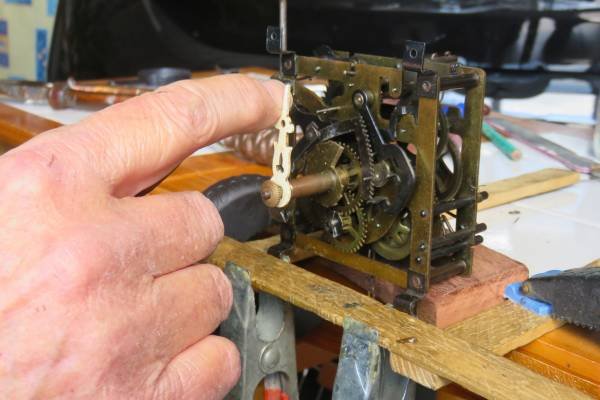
[479,168,580,211]
[507,325,600,399]
[446,302,563,355]
[0,102,61,148]
[208,238,589,400]
[391,301,564,389]
[247,237,563,391]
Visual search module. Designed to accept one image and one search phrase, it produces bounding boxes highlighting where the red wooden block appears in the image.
[329,246,529,328]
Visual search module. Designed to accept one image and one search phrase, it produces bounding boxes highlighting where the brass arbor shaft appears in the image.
[261,169,346,208]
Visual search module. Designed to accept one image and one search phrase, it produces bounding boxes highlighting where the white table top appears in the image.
[4,100,600,276]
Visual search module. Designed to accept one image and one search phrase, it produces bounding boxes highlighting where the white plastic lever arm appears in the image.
[269,84,295,208]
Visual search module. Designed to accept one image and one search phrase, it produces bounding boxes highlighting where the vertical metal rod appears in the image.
[279,0,288,51]
[593,86,600,158]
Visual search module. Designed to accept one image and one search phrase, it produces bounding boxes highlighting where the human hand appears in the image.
[0,75,283,399]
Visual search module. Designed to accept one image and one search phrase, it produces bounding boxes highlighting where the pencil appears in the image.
[482,121,522,161]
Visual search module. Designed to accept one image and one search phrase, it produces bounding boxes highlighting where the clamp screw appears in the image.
[419,210,428,218]
[260,345,281,373]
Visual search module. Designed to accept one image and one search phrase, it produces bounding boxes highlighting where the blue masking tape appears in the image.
[504,270,561,317]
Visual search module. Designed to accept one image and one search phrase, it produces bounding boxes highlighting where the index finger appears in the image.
[18,75,283,197]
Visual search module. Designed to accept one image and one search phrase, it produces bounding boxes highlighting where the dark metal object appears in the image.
[137,67,191,86]
[332,318,416,400]
[521,266,600,330]
[262,6,486,296]
[0,78,151,109]
[430,260,468,283]
[0,67,188,110]
[266,26,283,55]
[204,175,272,242]
[221,263,299,400]
[434,196,477,215]
[353,90,416,215]
[431,223,487,250]
[402,41,426,72]
[394,294,421,316]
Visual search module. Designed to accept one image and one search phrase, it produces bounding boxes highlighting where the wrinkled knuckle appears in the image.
[0,150,60,197]
[235,76,270,123]
[44,233,109,299]
[187,192,224,247]
[221,338,241,384]
[152,370,185,400]
[205,264,233,317]
[155,82,218,144]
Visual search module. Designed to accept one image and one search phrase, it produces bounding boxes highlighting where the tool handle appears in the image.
[47,82,143,110]
[482,122,522,161]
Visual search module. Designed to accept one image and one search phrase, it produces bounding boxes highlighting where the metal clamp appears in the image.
[332,318,415,400]
[221,263,299,400]
[266,26,283,54]
[403,41,426,72]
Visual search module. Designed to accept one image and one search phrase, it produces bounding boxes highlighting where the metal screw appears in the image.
[418,242,426,251]
[280,209,293,222]
[397,337,417,344]
[419,210,428,218]
[410,275,423,289]
[421,80,432,93]
[353,92,365,107]
[415,256,423,264]
[314,66,321,73]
